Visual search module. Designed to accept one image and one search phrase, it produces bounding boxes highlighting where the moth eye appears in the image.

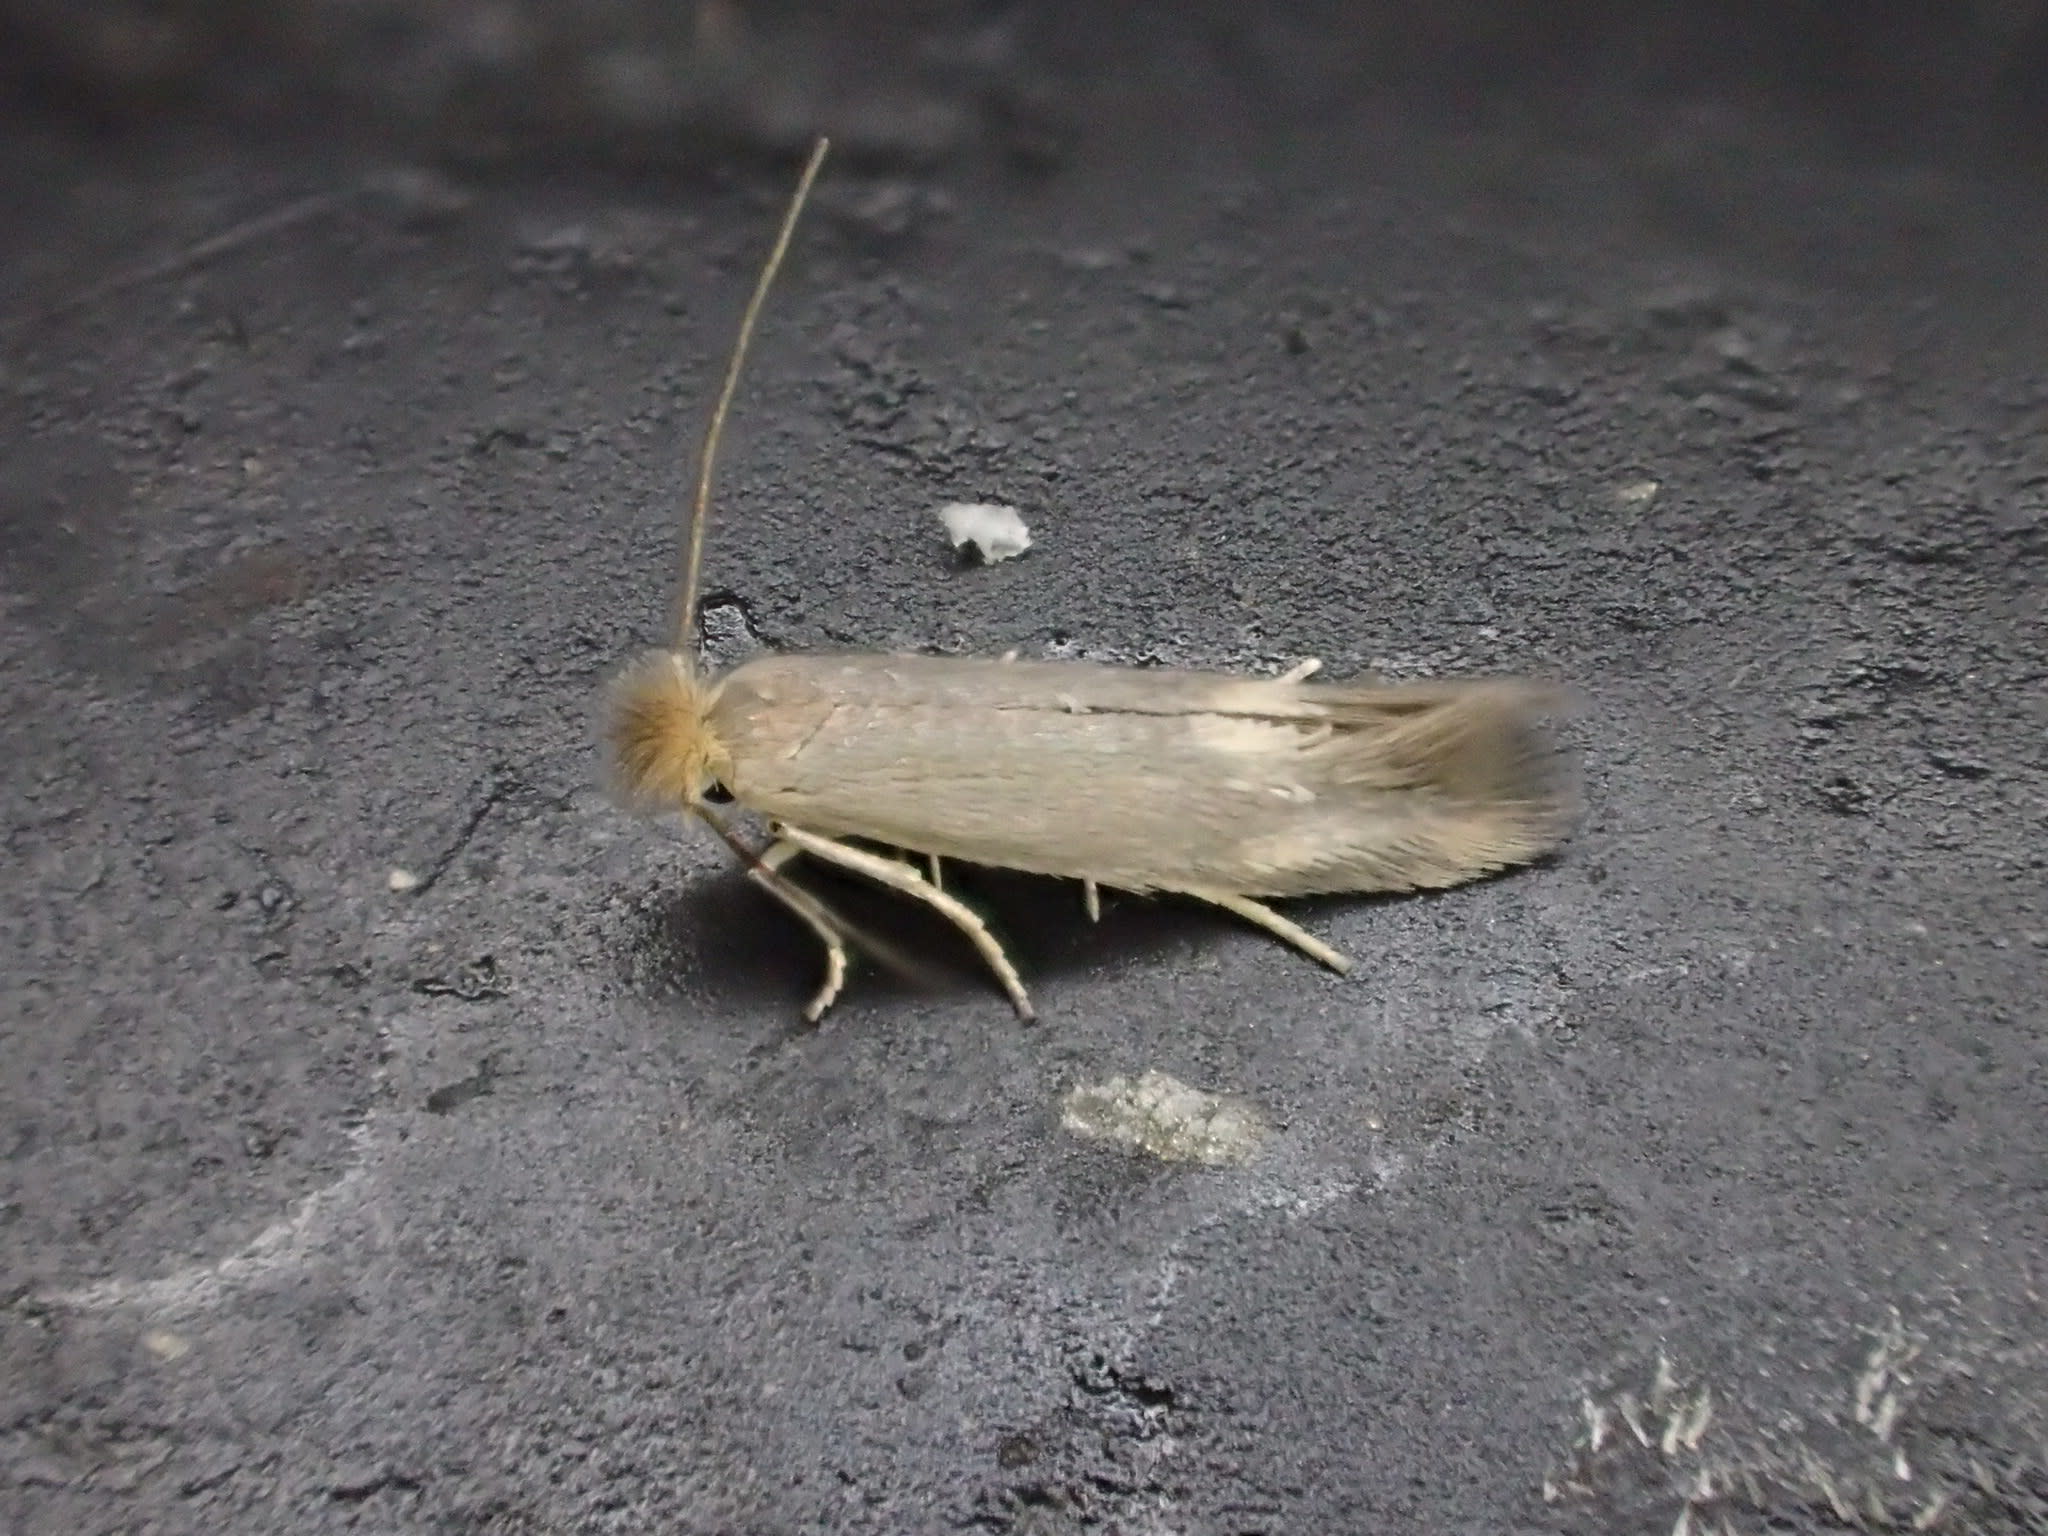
[702,781,735,805]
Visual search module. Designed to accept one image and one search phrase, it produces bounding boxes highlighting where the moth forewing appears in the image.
[604,134,1576,1023]
[704,653,1571,900]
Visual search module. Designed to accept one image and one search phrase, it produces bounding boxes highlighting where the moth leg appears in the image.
[927,853,944,889]
[1278,657,1323,684]
[772,824,1036,1020]
[1183,888,1353,975]
[750,840,850,1022]
[1082,880,1102,923]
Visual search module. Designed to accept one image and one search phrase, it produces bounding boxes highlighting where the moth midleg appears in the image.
[769,823,1037,1020]
[1082,880,1102,923]
[1182,888,1354,974]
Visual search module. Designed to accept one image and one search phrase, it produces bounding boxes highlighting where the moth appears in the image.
[608,137,1574,1023]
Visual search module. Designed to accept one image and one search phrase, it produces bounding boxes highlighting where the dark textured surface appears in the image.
[4,11,2047,1534]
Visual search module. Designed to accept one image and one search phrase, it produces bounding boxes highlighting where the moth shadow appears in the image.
[635,860,1292,1021]
[963,852,1571,1006]
[630,877,826,1018]
[637,844,1570,1023]
[969,869,1268,978]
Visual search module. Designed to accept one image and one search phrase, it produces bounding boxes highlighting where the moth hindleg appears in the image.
[771,823,1036,1020]
[751,839,851,1022]
[1182,888,1353,974]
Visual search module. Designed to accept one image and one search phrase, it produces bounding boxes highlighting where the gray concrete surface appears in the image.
[4,17,2047,1535]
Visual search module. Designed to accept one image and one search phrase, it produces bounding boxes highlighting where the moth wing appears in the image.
[709,654,1571,897]
[1261,679,1574,891]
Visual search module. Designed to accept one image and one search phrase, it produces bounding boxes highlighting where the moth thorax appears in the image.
[607,650,733,810]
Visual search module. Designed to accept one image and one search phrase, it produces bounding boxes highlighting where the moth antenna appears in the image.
[675,135,832,663]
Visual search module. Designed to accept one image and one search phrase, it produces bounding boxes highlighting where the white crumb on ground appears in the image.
[938,501,1032,563]
[142,1329,191,1362]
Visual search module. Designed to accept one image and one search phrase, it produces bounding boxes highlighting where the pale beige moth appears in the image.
[609,139,1574,1022]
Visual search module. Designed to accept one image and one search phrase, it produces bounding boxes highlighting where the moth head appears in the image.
[606,650,735,811]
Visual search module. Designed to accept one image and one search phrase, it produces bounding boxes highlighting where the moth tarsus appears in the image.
[607,136,1575,1024]
[748,839,852,1023]
[1189,889,1353,974]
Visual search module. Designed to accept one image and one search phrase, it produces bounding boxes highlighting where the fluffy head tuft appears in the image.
[606,651,731,811]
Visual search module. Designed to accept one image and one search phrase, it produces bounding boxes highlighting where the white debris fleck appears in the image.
[387,867,421,893]
[1613,478,1661,506]
[1060,1070,1267,1165]
[938,501,1032,563]
[141,1329,190,1362]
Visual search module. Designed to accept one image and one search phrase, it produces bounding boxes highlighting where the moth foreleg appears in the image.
[749,840,850,1022]
[771,823,1036,1020]
[1183,888,1353,975]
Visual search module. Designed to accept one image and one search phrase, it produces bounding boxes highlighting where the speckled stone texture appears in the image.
[4,6,2046,1532]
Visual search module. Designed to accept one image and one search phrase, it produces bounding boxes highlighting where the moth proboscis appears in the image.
[607,136,1575,1023]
